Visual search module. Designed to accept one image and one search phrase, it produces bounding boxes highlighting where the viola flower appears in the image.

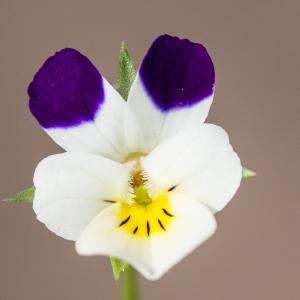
[29,34,242,280]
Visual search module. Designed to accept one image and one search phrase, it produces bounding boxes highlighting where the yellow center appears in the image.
[118,191,174,238]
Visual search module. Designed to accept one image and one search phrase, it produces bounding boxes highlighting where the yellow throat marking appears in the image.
[118,192,174,238]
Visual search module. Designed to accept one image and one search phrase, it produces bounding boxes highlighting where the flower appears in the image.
[28,34,242,280]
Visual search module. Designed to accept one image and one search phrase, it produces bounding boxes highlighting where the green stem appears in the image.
[121,266,138,300]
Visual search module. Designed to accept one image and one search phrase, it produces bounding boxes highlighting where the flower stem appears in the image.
[121,266,138,300]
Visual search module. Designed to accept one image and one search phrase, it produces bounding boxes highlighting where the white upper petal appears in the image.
[142,124,242,213]
[124,75,213,154]
[33,152,132,241]
[76,193,216,280]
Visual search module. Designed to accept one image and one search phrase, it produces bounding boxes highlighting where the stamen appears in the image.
[119,216,131,227]
[168,185,177,192]
[133,226,139,234]
[103,200,116,203]
[132,170,144,187]
[162,208,174,217]
[157,219,166,231]
[146,221,150,236]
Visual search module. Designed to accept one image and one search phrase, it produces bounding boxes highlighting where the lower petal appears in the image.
[76,193,216,280]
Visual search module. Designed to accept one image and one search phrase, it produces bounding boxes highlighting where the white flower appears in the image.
[28,34,242,280]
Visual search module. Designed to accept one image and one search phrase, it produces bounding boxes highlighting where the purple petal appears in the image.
[140,34,215,111]
[28,48,104,129]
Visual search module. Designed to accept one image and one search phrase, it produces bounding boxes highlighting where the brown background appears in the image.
[0,0,299,299]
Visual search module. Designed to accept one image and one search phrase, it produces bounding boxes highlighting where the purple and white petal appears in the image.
[29,48,127,161]
[125,34,215,153]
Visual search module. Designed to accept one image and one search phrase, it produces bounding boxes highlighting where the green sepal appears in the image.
[110,257,129,281]
[242,167,256,178]
[109,42,136,281]
[5,186,35,203]
[116,42,137,101]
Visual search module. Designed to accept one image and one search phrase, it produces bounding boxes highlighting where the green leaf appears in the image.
[242,167,256,178]
[116,42,137,101]
[110,257,129,281]
[5,186,35,203]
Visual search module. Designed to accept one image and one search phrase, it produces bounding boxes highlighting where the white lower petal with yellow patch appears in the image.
[76,192,216,280]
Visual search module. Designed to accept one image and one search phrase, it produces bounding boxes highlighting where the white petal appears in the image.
[76,193,216,280]
[47,79,128,162]
[142,124,242,212]
[33,152,132,240]
[180,146,242,213]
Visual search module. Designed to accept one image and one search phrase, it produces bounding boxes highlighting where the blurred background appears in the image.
[0,0,299,299]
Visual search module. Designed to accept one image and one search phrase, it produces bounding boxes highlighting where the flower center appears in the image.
[117,154,174,238]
